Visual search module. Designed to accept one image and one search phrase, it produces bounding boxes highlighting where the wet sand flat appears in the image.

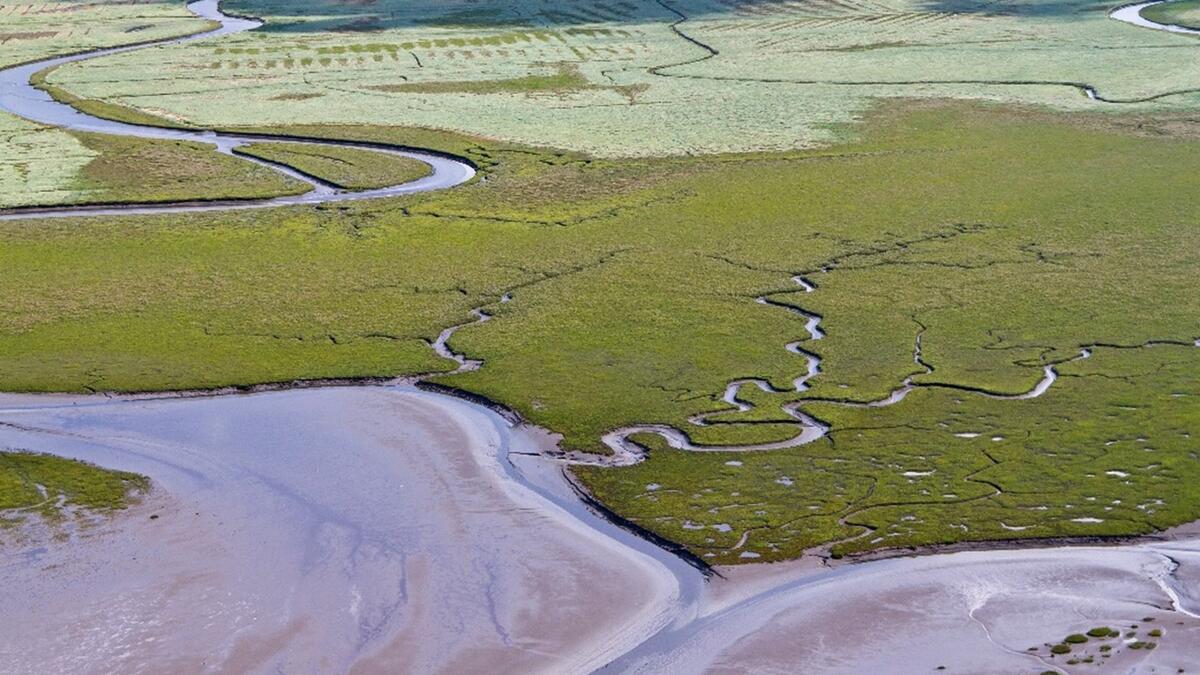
[616,543,1200,673]
[0,387,678,674]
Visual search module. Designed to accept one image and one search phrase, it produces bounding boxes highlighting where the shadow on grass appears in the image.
[915,0,1116,17]
[222,0,830,32]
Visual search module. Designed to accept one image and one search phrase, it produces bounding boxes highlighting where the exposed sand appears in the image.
[0,387,681,674]
[612,541,1200,673]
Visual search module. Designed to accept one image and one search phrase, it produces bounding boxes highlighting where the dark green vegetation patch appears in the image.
[67,133,310,205]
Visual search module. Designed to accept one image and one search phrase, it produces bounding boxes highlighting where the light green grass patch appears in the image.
[43,0,1200,157]
[0,114,97,208]
[32,65,197,130]
[368,62,588,95]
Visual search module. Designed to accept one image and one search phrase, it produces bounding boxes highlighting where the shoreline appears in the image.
[816,518,1200,567]
[9,372,1200,571]
[7,376,1200,573]
[5,382,1200,673]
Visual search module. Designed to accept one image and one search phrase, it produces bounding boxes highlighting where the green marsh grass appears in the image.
[2,103,1199,562]
[234,141,432,190]
[1141,0,1200,29]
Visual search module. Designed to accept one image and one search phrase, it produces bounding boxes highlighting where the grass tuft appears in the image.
[0,450,148,526]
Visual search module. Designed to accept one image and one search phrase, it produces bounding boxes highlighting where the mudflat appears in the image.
[618,540,1200,673]
[0,387,677,673]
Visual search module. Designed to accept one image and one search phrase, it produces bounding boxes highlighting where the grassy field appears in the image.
[0,1,207,68]
[1,102,1198,561]
[41,0,1200,158]
[0,451,148,527]
[0,126,313,209]
[0,0,217,208]
[31,64,198,130]
[1142,0,1200,29]
[4,0,1200,564]
[67,133,309,205]
[233,141,431,190]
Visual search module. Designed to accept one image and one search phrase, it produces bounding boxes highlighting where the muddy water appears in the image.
[0,387,696,674]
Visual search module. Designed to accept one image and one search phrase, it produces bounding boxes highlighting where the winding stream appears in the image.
[597,275,1195,467]
[0,0,475,221]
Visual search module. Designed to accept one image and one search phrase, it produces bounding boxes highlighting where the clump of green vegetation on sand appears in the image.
[0,451,148,525]
[1141,0,1200,29]
[233,141,432,190]
[2,103,1200,564]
